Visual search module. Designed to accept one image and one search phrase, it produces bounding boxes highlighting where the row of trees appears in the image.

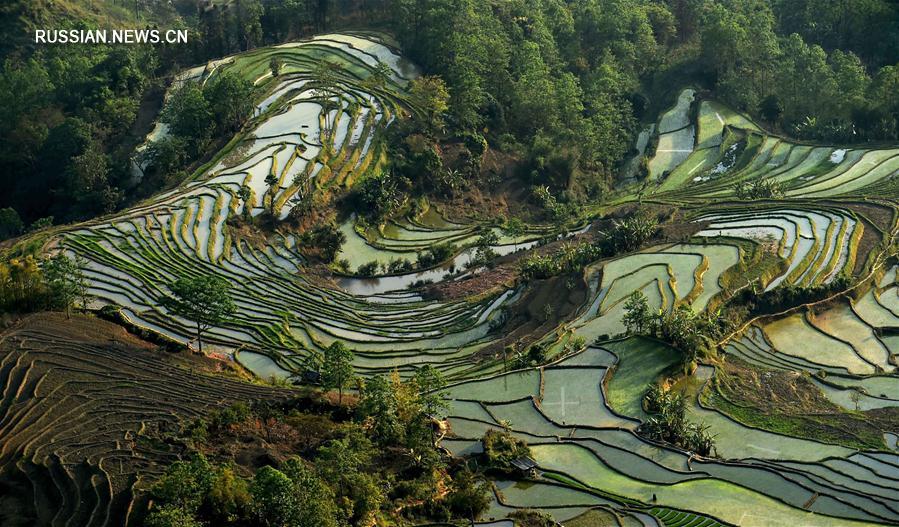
[518,212,659,280]
[622,292,717,364]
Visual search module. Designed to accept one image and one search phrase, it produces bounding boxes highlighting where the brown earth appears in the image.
[0,312,298,527]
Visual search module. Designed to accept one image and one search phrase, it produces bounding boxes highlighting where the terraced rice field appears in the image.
[695,207,863,290]
[23,35,899,526]
[49,34,520,379]
[441,346,899,526]
[638,88,899,201]
[0,313,290,527]
[570,242,740,341]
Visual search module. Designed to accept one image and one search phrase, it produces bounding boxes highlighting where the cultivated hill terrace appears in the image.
[14,34,899,527]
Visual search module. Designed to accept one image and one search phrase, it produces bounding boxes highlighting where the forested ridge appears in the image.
[1,0,898,237]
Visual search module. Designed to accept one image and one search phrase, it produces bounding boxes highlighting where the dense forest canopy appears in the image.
[0,0,898,234]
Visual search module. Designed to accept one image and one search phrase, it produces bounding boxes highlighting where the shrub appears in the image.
[481,429,531,470]
[356,260,382,277]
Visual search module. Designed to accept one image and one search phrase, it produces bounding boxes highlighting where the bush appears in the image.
[444,469,490,521]
[356,260,382,277]
[640,385,715,456]
[481,429,531,470]
[299,224,346,263]
[417,243,455,268]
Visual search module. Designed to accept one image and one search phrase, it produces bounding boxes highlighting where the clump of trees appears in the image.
[735,178,784,200]
[146,454,340,527]
[729,275,852,317]
[298,224,346,264]
[143,72,255,188]
[0,253,88,315]
[519,241,602,280]
[148,362,491,526]
[622,292,717,364]
[640,384,715,457]
[603,213,659,254]
[481,429,532,472]
[519,212,659,280]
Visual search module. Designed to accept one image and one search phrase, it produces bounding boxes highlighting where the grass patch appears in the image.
[709,358,887,450]
[603,337,682,419]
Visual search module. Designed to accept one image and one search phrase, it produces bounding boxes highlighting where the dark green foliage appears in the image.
[251,462,339,527]
[623,300,717,364]
[150,454,215,513]
[159,73,253,161]
[145,505,203,527]
[204,72,255,134]
[604,213,658,254]
[512,343,548,368]
[443,469,491,521]
[0,208,24,240]
[299,224,346,263]
[510,509,557,527]
[622,291,652,335]
[730,276,852,317]
[354,172,407,222]
[640,385,715,456]
[519,241,602,280]
[416,242,456,268]
[356,260,382,277]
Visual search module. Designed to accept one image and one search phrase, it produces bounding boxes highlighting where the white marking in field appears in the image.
[746,444,781,455]
[715,112,725,125]
[542,387,581,418]
[687,161,705,175]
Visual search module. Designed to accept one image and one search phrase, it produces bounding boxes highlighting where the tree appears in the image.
[252,461,339,527]
[314,433,383,524]
[622,291,651,335]
[43,253,88,318]
[204,72,255,134]
[473,228,499,266]
[151,454,215,513]
[312,61,340,135]
[0,207,24,240]
[250,466,298,527]
[207,466,251,523]
[269,56,284,77]
[161,83,212,155]
[299,224,346,263]
[368,61,392,89]
[412,365,448,416]
[280,458,340,527]
[145,505,202,527]
[760,94,784,123]
[162,274,236,353]
[503,217,526,250]
[357,374,403,443]
[409,75,450,134]
[849,389,862,411]
[322,341,354,404]
[444,469,490,522]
